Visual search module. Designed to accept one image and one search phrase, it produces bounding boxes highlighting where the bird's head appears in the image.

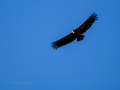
[71,30,76,34]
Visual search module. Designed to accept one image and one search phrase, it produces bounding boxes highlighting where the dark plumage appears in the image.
[51,13,98,49]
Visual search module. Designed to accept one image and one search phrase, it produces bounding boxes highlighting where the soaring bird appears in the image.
[51,13,98,49]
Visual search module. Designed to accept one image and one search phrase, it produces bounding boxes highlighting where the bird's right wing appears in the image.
[51,33,77,49]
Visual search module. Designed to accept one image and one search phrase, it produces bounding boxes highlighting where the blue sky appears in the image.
[0,0,120,90]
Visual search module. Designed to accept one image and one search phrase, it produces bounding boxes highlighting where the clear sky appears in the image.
[0,0,120,90]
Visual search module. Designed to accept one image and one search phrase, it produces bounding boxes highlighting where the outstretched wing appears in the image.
[51,33,77,49]
[77,13,98,34]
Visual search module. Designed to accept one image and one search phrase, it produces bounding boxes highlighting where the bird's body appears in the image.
[51,13,98,49]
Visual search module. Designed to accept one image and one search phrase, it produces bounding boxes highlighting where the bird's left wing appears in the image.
[51,33,77,49]
[76,13,98,34]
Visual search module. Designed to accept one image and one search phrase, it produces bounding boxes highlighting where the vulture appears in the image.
[51,13,98,49]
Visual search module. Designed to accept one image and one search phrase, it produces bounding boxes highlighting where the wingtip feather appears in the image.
[91,13,98,20]
[51,42,58,49]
